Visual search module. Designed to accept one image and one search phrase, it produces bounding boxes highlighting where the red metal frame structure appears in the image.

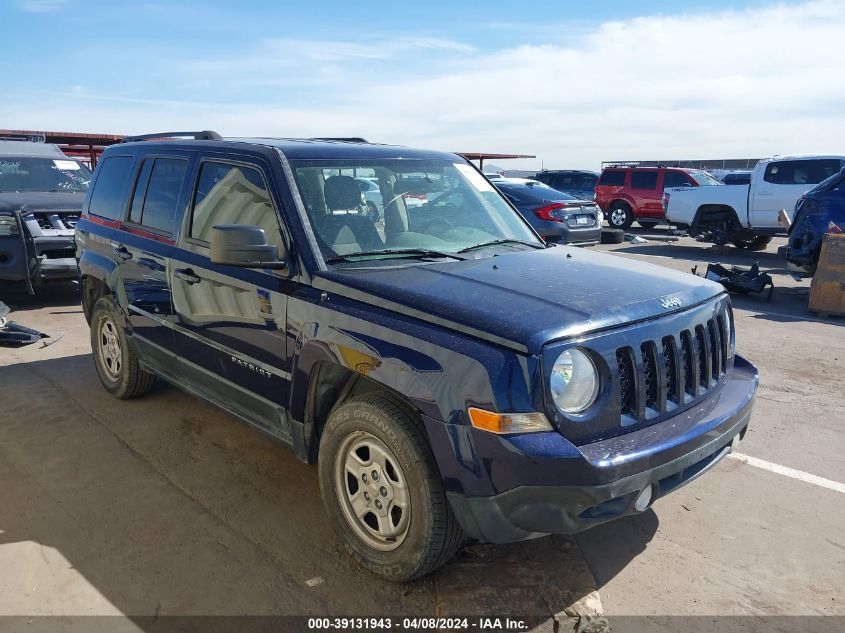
[0,129,125,167]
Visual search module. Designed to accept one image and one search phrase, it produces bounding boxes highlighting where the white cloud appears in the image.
[19,0,68,12]
[3,1,845,170]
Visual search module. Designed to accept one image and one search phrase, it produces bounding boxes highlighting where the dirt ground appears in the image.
[1,230,843,629]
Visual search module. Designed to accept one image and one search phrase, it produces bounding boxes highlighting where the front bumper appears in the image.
[0,235,77,283]
[434,355,757,543]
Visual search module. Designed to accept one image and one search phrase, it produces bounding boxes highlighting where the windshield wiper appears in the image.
[458,239,545,253]
[325,248,468,264]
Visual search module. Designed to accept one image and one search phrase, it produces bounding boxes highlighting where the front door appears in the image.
[168,154,296,443]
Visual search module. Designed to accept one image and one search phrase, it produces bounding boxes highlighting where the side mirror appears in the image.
[210,224,287,270]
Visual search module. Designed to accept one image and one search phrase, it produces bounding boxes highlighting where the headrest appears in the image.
[324,175,363,211]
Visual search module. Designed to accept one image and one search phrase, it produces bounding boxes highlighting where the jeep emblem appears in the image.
[660,297,683,309]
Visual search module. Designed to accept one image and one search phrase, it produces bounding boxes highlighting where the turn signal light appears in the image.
[467,407,552,434]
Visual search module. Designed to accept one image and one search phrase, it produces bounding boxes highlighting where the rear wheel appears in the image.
[318,393,464,581]
[731,235,772,251]
[608,202,634,229]
[90,296,155,399]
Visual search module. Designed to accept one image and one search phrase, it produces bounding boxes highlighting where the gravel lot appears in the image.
[0,230,842,629]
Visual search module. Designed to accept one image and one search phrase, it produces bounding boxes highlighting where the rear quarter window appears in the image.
[88,155,133,220]
[598,170,625,187]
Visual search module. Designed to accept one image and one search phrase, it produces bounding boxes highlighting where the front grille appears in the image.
[617,348,636,415]
[31,213,80,230]
[616,303,730,420]
[35,214,54,230]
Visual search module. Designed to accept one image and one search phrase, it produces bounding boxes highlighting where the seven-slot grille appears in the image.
[616,304,731,419]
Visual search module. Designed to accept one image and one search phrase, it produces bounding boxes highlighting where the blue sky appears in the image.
[2,0,843,169]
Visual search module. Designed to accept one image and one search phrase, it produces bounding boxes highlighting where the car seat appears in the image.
[318,175,382,255]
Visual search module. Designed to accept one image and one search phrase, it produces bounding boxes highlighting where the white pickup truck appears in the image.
[664,154,845,250]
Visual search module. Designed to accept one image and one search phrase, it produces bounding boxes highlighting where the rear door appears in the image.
[630,170,662,218]
[751,158,845,227]
[168,152,296,442]
[117,152,192,351]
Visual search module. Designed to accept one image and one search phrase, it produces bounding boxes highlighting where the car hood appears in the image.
[315,246,725,353]
[0,191,85,213]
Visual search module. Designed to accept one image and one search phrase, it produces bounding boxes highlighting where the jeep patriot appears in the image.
[76,132,758,580]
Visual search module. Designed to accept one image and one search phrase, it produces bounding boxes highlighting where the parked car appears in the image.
[720,171,752,186]
[664,154,845,250]
[780,166,845,276]
[0,139,92,291]
[355,177,382,221]
[595,166,721,230]
[76,131,758,581]
[534,169,599,202]
[483,172,504,181]
[494,178,601,245]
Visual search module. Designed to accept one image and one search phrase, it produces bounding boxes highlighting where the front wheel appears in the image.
[90,296,155,399]
[608,202,634,229]
[318,393,464,581]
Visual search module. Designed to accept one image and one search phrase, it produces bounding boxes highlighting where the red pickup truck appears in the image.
[595,166,721,229]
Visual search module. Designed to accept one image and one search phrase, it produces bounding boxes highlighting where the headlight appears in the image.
[0,214,20,237]
[550,349,599,414]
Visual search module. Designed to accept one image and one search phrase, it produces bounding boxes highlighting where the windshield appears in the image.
[289,158,542,265]
[689,170,723,186]
[0,156,92,193]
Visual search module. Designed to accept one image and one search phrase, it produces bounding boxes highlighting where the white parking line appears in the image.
[729,452,845,494]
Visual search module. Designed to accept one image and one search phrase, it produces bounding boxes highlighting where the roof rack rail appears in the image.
[310,137,369,143]
[121,131,222,143]
[0,134,46,143]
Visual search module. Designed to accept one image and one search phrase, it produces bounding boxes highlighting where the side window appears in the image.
[190,161,283,251]
[88,156,133,220]
[128,159,154,225]
[631,171,658,189]
[599,170,625,186]
[664,171,694,188]
[138,158,188,235]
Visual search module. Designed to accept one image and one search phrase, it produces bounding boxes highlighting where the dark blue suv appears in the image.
[76,132,758,581]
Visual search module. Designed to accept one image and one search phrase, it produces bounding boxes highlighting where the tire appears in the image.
[366,201,379,222]
[637,220,659,229]
[90,296,155,399]
[601,228,625,244]
[731,235,772,251]
[318,392,464,581]
[607,202,634,229]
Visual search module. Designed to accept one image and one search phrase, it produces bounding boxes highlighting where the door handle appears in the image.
[110,243,132,261]
[174,268,202,285]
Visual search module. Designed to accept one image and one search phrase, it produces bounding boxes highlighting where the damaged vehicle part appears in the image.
[779,166,845,278]
[0,140,91,293]
[692,262,774,301]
